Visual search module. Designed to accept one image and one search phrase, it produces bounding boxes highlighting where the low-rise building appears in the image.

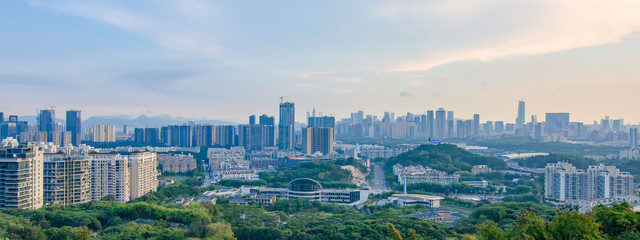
[158,154,197,173]
[394,164,459,185]
[386,194,444,208]
[471,165,492,175]
[248,178,369,206]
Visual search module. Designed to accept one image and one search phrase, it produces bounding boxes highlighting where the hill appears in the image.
[384,144,508,174]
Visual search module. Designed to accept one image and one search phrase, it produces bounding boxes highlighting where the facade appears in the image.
[0,142,44,209]
[545,113,570,134]
[435,108,446,139]
[545,162,634,212]
[516,100,525,129]
[302,127,334,155]
[278,102,295,150]
[158,154,197,173]
[631,128,638,149]
[128,151,159,199]
[208,147,247,170]
[66,110,82,146]
[106,124,116,142]
[93,124,106,142]
[38,109,55,137]
[471,165,492,175]
[387,194,443,208]
[249,178,369,206]
[43,153,91,206]
[88,152,130,203]
[394,164,460,186]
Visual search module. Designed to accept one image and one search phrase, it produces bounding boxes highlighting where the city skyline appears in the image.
[2,1,640,123]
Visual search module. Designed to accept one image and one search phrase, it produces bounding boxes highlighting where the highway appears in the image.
[370,163,391,193]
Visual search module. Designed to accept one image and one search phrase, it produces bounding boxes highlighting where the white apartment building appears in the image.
[393,164,460,186]
[128,151,159,199]
[106,124,116,142]
[0,141,44,209]
[43,153,91,206]
[88,151,130,203]
[93,125,105,142]
[545,162,634,212]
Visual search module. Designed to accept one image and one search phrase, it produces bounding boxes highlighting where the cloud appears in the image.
[295,83,316,88]
[431,92,442,97]
[399,91,412,97]
[30,0,223,57]
[332,87,357,94]
[374,0,640,72]
[295,72,364,84]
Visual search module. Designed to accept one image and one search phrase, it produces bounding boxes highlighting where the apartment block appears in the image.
[0,141,44,209]
[129,151,159,199]
[88,152,130,203]
[43,153,91,206]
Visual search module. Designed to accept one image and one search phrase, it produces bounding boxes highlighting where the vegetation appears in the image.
[217,179,267,188]
[468,136,624,156]
[385,144,508,175]
[517,153,597,169]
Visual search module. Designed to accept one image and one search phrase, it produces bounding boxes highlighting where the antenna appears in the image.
[279,96,289,103]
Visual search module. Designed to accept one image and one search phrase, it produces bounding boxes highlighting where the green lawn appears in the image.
[166,175,191,183]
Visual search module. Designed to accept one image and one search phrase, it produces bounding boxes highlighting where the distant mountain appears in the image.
[15,114,235,128]
[83,115,235,128]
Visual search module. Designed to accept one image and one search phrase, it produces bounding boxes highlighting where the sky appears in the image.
[1,0,640,124]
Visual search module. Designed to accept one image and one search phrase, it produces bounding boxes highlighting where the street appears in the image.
[370,163,391,194]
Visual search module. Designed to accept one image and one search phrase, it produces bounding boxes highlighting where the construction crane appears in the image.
[279,96,289,103]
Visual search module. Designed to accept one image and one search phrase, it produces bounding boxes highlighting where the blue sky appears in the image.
[2,0,640,123]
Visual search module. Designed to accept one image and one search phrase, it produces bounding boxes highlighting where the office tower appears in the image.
[43,154,91,206]
[249,115,256,125]
[473,114,480,136]
[383,112,391,123]
[494,121,504,133]
[144,128,160,145]
[0,112,3,122]
[612,119,623,132]
[308,116,336,128]
[630,128,638,149]
[435,108,446,139]
[66,110,81,146]
[38,109,55,133]
[0,142,44,209]
[259,114,275,125]
[302,127,334,155]
[535,123,544,139]
[93,124,105,142]
[8,115,17,122]
[89,152,130,203]
[545,113,570,134]
[531,115,538,124]
[600,116,611,131]
[123,124,128,135]
[278,102,295,150]
[483,121,494,134]
[134,128,145,143]
[446,111,454,138]
[516,100,525,129]
[128,151,159,199]
[426,111,434,138]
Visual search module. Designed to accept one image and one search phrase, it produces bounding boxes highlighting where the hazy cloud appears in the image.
[399,91,412,97]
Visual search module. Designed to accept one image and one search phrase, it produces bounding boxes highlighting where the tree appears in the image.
[387,223,403,240]
[546,211,603,240]
[476,221,503,240]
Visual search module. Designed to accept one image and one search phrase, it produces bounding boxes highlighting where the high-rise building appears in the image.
[38,109,55,133]
[0,112,4,122]
[308,116,335,128]
[302,127,334,155]
[278,102,295,150]
[93,124,105,142]
[128,151,159,199]
[106,124,116,142]
[516,100,525,129]
[494,121,504,133]
[0,142,44,209]
[88,152,130,203]
[545,162,633,203]
[545,113,570,134]
[435,108,446,139]
[66,110,82,146]
[473,114,480,136]
[426,110,434,138]
[631,128,638,149]
[446,111,454,138]
[43,153,91,206]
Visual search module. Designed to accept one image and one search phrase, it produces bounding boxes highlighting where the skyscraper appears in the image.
[39,109,55,142]
[473,114,480,136]
[545,113,570,134]
[302,127,334,155]
[516,100,525,129]
[435,108,446,139]
[426,110,434,138]
[446,111,455,138]
[66,110,81,146]
[630,128,638,149]
[278,102,295,150]
[93,124,105,142]
[0,112,4,122]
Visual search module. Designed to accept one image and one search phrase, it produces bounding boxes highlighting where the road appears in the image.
[370,164,391,194]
